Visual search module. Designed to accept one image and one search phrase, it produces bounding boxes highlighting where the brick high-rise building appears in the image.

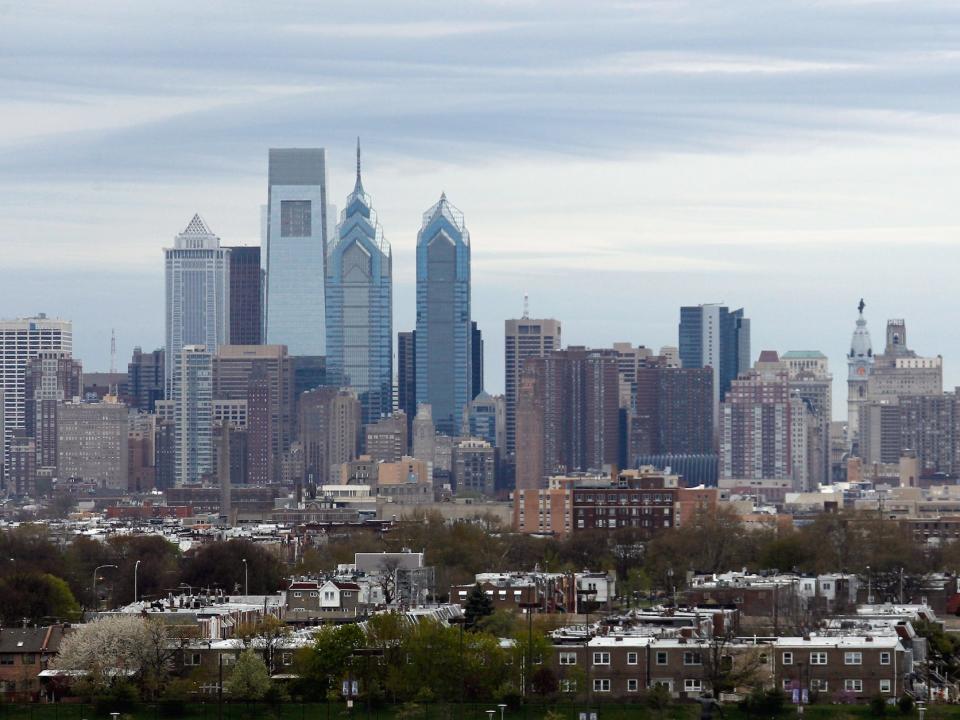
[212,345,294,484]
[9,432,36,497]
[57,400,129,489]
[783,350,833,487]
[227,246,263,346]
[24,352,82,470]
[504,315,561,459]
[515,347,620,491]
[452,438,496,496]
[629,364,713,465]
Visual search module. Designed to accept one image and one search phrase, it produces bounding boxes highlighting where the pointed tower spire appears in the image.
[354,137,363,192]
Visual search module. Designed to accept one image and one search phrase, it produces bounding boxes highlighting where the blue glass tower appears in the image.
[415,193,471,436]
[325,142,392,426]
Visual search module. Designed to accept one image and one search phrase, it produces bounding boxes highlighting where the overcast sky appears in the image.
[3,0,960,413]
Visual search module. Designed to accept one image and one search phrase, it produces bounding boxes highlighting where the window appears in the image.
[280,200,312,237]
[782,652,793,665]
[343,591,353,598]
[684,679,702,692]
[559,652,577,665]
[21,654,36,665]
[880,680,892,694]
[759,653,769,665]
[683,651,702,666]
[627,679,639,692]
[310,592,318,597]
[627,652,638,665]
[809,652,827,665]
[844,652,862,665]
[880,652,891,665]
[782,679,792,690]
[844,679,862,693]
[282,653,293,666]
[184,652,201,666]
[560,679,577,693]
[811,679,828,692]
[0,655,12,666]
[656,651,668,665]
[293,591,302,598]
[593,652,610,665]
[593,679,611,692]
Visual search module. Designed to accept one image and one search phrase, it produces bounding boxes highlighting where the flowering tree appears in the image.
[53,615,176,697]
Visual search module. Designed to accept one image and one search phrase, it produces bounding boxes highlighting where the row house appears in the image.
[0,625,69,701]
[549,633,909,702]
[449,571,616,613]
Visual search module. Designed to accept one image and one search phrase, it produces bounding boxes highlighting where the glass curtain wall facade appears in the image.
[415,194,471,436]
[325,144,392,426]
[164,214,230,396]
[263,148,328,356]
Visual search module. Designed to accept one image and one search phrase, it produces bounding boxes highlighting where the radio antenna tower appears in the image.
[110,329,117,373]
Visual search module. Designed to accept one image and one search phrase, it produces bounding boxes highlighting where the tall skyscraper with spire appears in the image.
[164,214,230,395]
[415,193,471,436]
[263,148,328,356]
[325,141,393,425]
[846,299,873,444]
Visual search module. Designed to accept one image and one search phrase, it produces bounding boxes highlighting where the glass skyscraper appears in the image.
[263,148,328,356]
[164,214,230,396]
[415,193,471,436]
[325,143,392,426]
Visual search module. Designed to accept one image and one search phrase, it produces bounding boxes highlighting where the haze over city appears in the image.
[4,1,960,408]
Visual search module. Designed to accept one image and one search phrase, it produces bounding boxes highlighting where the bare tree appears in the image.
[700,634,768,696]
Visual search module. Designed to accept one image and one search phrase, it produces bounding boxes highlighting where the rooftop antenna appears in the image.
[522,293,530,320]
[110,329,116,374]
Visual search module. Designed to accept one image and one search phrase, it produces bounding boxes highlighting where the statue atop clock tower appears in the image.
[847,299,873,448]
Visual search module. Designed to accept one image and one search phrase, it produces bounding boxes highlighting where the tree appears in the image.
[293,624,364,700]
[53,615,176,697]
[181,539,283,596]
[463,583,493,629]
[227,649,271,701]
[0,572,80,624]
[237,615,291,674]
[700,635,766,695]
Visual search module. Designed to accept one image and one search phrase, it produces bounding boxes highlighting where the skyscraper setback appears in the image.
[678,304,750,428]
[415,194,472,436]
[263,148,328,356]
[325,143,392,426]
[164,215,230,395]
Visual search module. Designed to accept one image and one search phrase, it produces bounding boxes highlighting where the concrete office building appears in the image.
[867,319,942,400]
[452,438,497,497]
[411,404,436,475]
[415,194,472,436]
[504,315,561,459]
[365,412,407,464]
[171,346,215,485]
[0,315,72,480]
[325,143,392,425]
[164,215,230,395]
[227,246,263,346]
[57,400,129,489]
[263,148,328,356]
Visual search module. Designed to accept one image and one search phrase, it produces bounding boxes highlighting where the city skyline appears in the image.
[4,1,960,411]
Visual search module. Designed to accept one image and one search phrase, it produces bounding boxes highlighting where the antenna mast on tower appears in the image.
[522,293,529,320]
[110,329,116,374]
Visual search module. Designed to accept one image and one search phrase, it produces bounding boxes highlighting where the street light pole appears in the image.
[866,565,873,604]
[133,560,142,603]
[242,558,248,596]
[92,564,117,610]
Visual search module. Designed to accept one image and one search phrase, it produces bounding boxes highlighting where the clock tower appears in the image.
[847,298,873,447]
